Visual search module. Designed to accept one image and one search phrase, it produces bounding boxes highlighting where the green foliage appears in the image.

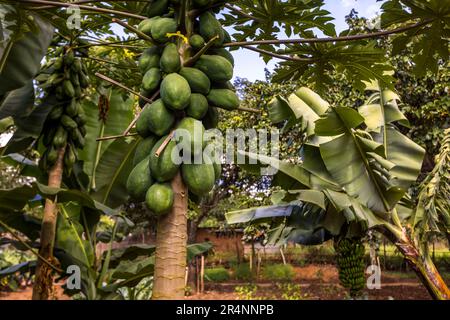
[412,129,450,243]
[262,263,295,281]
[277,283,306,300]
[233,263,253,281]
[204,267,230,282]
[234,283,259,300]
[381,0,450,76]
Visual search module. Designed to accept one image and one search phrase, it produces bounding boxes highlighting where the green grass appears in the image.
[232,264,253,281]
[204,267,230,282]
[262,263,295,281]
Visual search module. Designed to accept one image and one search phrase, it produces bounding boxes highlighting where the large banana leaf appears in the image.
[233,86,425,241]
[2,93,60,154]
[0,185,41,240]
[56,203,95,269]
[0,81,35,120]
[227,201,332,246]
[0,10,54,95]
[90,137,139,208]
[35,182,119,216]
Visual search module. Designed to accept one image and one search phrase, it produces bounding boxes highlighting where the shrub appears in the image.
[262,264,295,281]
[233,264,254,281]
[204,267,230,282]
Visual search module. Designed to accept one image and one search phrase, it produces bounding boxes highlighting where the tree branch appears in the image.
[95,72,156,104]
[242,45,315,62]
[96,133,139,142]
[15,0,147,20]
[112,18,157,45]
[223,20,433,47]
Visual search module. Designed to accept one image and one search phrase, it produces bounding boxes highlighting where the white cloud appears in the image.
[366,3,381,18]
[341,0,356,7]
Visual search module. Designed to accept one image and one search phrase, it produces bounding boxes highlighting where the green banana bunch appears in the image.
[38,46,89,173]
[334,238,366,297]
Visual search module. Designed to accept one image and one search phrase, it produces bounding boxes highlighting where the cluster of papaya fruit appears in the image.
[126,0,237,216]
[38,47,89,172]
[335,238,366,297]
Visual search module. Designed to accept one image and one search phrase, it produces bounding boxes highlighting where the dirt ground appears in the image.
[0,264,442,300]
[186,264,437,300]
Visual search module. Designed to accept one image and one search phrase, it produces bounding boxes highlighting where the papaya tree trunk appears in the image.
[152,172,188,299]
[382,226,450,300]
[32,147,65,300]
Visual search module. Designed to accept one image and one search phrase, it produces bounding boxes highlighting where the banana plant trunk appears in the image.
[383,227,450,300]
[32,147,65,300]
[152,172,188,299]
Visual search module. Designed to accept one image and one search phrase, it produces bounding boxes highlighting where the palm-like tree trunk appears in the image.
[152,172,188,299]
[32,147,65,300]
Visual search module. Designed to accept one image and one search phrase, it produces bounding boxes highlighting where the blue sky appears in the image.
[232,0,384,81]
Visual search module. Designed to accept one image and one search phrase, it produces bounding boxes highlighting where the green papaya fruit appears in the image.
[49,105,64,120]
[138,17,160,36]
[145,183,174,215]
[71,128,85,148]
[66,99,80,117]
[146,0,169,17]
[142,67,161,92]
[61,115,78,130]
[63,51,74,65]
[64,144,76,168]
[189,34,205,50]
[72,59,82,73]
[150,18,177,43]
[53,57,63,70]
[78,71,89,89]
[181,155,215,196]
[160,73,191,110]
[160,43,181,73]
[211,81,235,90]
[74,111,87,126]
[47,146,58,164]
[133,135,158,167]
[136,99,174,137]
[63,80,75,97]
[149,135,180,182]
[202,106,219,129]
[199,12,224,46]
[194,55,233,82]
[207,89,240,110]
[186,93,209,119]
[126,157,153,201]
[179,67,211,95]
[53,126,67,148]
[210,48,234,66]
[174,117,205,156]
[139,47,160,73]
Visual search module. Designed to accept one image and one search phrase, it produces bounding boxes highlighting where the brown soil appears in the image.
[186,264,439,300]
[0,283,69,300]
[0,264,444,300]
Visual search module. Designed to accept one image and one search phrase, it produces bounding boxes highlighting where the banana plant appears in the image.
[226,85,450,300]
